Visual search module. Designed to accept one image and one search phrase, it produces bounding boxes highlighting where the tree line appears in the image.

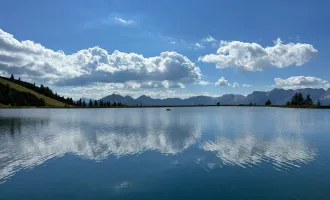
[75,99,127,107]
[2,74,127,107]
[2,74,326,108]
[5,74,76,105]
[0,83,46,106]
[286,93,320,106]
[264,92,321,107]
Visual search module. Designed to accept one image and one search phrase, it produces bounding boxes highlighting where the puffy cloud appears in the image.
[0,29,202,88]
[215,77,231,86]
[198,80,210,85]
[199,38,317,71]
[215,77,246,88]
[274,76,330,89]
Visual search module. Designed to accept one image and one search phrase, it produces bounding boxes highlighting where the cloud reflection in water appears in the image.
[201,135,316,170]
[0,108,318,183]
[0,110,202,182]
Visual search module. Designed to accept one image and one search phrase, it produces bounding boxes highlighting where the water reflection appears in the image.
[201,136,263,168]
[94,123,201,157]
[0,109,202,182]
[201,135,316,170]
[0,108,319,184]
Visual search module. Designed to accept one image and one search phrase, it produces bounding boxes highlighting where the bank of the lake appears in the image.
[1,104,330,109]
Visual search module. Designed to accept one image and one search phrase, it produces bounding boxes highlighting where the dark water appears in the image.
[0,108,330,199]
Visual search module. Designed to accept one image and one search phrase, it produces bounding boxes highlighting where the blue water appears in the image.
[0,107,330,199]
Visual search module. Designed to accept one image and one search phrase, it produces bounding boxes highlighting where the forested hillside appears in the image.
[0,75,69,107]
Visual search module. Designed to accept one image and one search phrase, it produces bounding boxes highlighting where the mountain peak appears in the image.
[94,88,330,106]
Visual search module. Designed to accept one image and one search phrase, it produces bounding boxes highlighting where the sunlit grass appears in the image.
[0,78,67,107]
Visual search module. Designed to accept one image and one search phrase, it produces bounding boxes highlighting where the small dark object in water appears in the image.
[166,108,171,111]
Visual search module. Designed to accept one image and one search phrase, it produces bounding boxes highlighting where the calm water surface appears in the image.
[0,107,330,199]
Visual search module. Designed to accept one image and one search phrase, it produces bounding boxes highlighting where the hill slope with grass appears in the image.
[0,77,67,107]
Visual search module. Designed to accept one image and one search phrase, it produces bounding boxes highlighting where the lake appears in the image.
[0,107,330,199]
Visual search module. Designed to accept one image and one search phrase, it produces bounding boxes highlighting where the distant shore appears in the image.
[1,104,329,109]
[1,75,328,110]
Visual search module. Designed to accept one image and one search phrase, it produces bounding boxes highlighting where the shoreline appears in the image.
[1,104,329,109]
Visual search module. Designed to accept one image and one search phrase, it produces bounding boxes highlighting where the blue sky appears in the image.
[0,0,329,99]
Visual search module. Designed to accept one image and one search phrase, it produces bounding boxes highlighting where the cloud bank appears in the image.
[274,76,330,89]
[199,38,317,71]
[0,29,202,88]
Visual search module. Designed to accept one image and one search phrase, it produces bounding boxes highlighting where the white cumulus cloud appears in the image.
[0,29,202,88]
[215,77,248,88]
[215,77,231,86]
[199,38,317,71]
[198,80,210,86]
[274,76,330,89]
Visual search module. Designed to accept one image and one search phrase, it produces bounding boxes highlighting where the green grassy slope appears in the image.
[0,78,67,107]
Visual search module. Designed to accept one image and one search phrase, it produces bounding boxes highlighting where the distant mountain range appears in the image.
[80,88,330,106]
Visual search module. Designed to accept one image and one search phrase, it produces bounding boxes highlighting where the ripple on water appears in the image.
[0,108,323,187]
[201,135,316,171]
